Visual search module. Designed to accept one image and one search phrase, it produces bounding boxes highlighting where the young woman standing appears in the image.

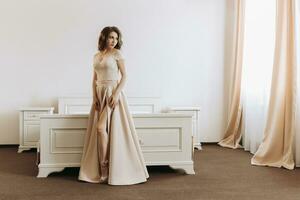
[78,26,149,185]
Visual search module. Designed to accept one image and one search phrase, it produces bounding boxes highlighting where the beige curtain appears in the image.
[218,0,245,149]
[251,0,297,170]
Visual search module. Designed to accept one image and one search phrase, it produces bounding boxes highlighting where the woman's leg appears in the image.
[97,105,110,180]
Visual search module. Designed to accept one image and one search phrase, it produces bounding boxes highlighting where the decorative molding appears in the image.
[50,128,86,154]
[58,96,162,114]
[136,127,182,152]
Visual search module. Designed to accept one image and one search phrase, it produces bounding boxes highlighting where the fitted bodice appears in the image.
[93,49,124,82]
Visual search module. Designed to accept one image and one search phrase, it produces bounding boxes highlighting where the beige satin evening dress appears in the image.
[78,49,149,185]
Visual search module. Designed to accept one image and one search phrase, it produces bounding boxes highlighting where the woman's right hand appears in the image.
[93,97,100,111]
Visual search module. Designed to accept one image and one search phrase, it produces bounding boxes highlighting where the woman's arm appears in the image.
[92,71,97,100]
[109,59,126,108]
[114,59,127,96]
[92,70,101,110]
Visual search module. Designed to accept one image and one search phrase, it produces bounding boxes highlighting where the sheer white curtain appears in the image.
[241,0,276,154]
[295,0,300,166]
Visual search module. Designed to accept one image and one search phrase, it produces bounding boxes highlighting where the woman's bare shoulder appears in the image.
[113,49,122,54]
[94,51,102,57]
[113,49,124,61]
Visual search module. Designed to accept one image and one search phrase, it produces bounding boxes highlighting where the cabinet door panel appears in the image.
[24,121,40,145]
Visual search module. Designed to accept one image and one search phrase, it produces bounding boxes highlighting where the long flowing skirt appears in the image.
[78,80,149,185]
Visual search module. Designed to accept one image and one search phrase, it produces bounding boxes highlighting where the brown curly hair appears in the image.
[98,26,123,51]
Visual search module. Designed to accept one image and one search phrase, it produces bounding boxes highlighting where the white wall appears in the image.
[0,0,231,144]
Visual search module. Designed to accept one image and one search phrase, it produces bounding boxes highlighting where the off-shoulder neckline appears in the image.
[95,49,121,63]
[98,49,120,56]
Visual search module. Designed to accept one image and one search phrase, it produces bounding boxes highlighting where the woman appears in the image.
[78,26,149,185]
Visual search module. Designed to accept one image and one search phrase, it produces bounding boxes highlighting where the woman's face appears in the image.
[106,31,118,49]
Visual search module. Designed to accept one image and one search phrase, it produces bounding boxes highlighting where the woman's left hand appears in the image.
[108,93,120,109]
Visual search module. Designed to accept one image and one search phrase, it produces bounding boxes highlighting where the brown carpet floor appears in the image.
[0,144,300,200]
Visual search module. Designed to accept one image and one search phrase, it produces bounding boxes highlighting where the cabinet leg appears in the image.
[37,166,65,178]
[194,143,202,150]
[18,147,31,153]
[169,164,195,175]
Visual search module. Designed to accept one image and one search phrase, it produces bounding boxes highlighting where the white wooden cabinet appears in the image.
[167,106,202,150]
[18,107,54,153]
[37,113,195,177]
[33,97,196,177]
